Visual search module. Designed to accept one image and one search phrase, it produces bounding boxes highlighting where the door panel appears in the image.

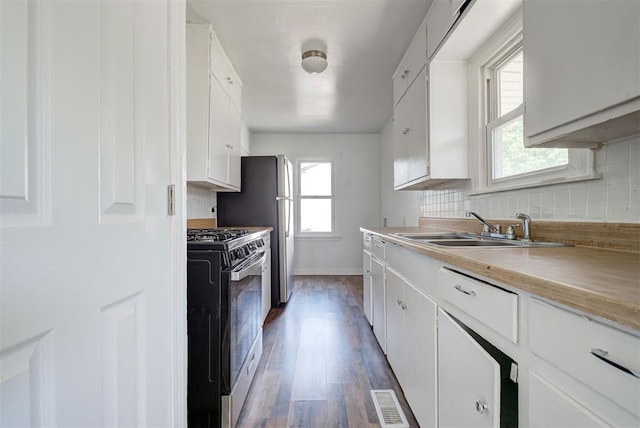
[0,0,175,425]
[0,0,51,225]
[438,309,500,428]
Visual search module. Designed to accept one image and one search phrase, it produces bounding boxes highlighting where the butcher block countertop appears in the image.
[361,225,640,333]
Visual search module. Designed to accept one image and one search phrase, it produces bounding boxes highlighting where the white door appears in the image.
[438,309,501,428]
[0,0,183,426]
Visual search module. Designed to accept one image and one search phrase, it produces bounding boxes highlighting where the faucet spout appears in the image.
[516,212,532,241]
[466,211,500,233]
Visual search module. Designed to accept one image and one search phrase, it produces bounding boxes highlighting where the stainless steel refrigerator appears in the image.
[217,155,295,305]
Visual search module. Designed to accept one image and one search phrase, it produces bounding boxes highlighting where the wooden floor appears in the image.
[237,275,419,427]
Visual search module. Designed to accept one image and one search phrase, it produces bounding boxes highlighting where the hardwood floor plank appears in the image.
[326,383,350,427]
[291,318,327,401]
[288,400,329,427]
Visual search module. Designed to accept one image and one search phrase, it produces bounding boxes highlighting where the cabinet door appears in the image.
[392,60,408,107]
[371,258,386,354]
[393,90,411,187]
[362,251,373,326]
[529,371,610,428]
[227,100,241,189]
[404,285,437,428]
[426,0,458,59]
[207,75,228,184]
[385,269,406,380]
[438,309,500,428]
[404,19,427,86]
[208,30,228,86]
[523,0,640,139]
[405,70,428,184]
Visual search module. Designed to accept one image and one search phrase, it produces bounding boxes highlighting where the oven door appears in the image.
[221,251,265,393]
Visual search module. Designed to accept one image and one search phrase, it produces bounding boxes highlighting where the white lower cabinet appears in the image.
[528,371,610,428]
[362,250,373,326]
[438,308,502,428]
[371,257,386,353]
[361,231,638,428]
[385,268,437,427]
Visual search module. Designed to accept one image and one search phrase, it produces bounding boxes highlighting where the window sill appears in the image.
[468,172,602,196]
[295,234,342,241]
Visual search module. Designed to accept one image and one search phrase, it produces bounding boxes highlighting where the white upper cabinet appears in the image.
[523,0,640,148]
[392,17,427,106]
[426,0,462,59]
[187,24,242,191]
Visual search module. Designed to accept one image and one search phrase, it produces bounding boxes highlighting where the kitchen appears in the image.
[1,0,638,428]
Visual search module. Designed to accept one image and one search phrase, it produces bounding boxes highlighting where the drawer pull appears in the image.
[454,284,476,297]
[590,348,640,379]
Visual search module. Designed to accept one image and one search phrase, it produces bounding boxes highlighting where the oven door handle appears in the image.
[230,251,267,281]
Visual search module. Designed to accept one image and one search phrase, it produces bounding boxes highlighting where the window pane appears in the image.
[498,51,523,116]
[300,198,332,232]
[300,162,331,196]
[492,115,568,179]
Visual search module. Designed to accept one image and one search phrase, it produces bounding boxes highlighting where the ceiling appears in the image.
[186,0,433,134]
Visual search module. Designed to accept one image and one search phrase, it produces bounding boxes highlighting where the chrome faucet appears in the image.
[516,212,532,242]
[466,211,501,235]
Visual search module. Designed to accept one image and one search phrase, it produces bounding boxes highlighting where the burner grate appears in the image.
[187,228,250,242]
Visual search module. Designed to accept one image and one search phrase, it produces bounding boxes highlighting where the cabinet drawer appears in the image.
[363,233,372,251]
[529,299,640,417]
[437,268,518,342]
[529,371,610,427]
[372,236,386,260]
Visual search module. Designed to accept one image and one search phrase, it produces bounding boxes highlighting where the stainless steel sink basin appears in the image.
[428,240,520,247]
[392,232,476,240]
[392,232,571,248]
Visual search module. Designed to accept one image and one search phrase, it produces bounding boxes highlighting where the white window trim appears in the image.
[294,157,340,239]
[468,10,600,196]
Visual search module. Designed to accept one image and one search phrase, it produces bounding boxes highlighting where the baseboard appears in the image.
[293,268,362,276]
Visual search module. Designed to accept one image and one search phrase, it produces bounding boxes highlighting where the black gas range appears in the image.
[187,228,266,428]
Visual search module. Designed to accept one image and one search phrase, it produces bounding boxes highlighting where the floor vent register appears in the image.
[370,389,410,428]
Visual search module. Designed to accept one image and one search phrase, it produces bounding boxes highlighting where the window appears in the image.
[470,14,597,194]
[486,41,569,182]
[297,160,335,236]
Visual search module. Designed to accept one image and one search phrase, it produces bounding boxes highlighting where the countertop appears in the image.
[361,226,640,333]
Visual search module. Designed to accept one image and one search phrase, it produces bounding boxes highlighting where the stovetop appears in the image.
[187,228,265,267]
[187,228,251,244]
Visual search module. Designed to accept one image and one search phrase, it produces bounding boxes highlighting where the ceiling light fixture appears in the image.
[301,49,328,75]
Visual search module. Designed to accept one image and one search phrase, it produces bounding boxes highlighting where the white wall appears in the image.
[380,119,422,227]
[251,133,381,275]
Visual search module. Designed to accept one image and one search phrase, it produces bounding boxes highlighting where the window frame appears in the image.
[294,157,339,239]
[469,12,599,195]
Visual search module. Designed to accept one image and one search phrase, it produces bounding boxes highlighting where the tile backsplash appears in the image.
[186,185,216,219]
[420,139,640,222]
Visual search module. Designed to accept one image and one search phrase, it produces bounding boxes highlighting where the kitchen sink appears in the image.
[428,240,520,247]
[392,232,476,240]
[392,232,571,248]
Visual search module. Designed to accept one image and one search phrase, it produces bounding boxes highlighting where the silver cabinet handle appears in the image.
[402,128,410,135]
[591,348,640,379]
[475,399,488,414]
[454,284,476,297]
